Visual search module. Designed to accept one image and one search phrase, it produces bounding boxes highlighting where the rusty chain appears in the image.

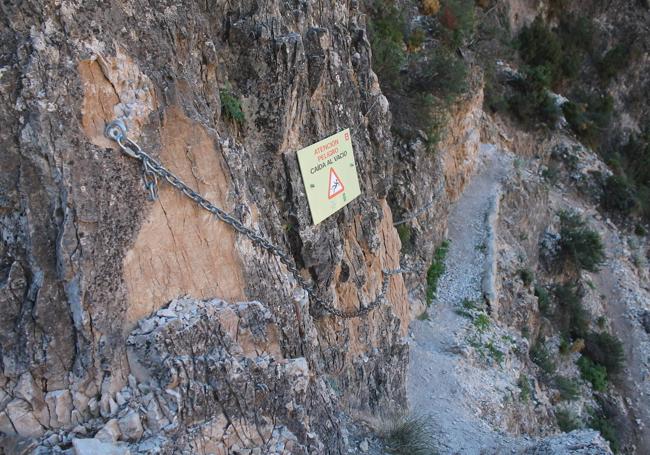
[105,120,411,318]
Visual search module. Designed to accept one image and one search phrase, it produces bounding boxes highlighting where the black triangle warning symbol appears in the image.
[328,167,345,199]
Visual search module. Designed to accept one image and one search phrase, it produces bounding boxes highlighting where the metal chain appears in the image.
[393,199,436,226]
[105,120,408,318]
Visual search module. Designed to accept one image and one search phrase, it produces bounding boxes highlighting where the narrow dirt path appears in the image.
[406,144,515,454]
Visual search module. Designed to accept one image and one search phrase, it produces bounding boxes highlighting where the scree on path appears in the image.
[406,143,517,454]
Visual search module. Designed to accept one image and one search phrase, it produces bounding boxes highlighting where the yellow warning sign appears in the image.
[296,129,361,224]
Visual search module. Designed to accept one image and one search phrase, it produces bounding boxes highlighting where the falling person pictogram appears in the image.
[328,167,345,199]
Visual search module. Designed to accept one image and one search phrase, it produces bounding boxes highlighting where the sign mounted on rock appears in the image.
[105,119,405,319]
[296,129,361,224]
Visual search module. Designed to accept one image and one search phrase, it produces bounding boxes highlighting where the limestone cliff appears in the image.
[0,2,413,453]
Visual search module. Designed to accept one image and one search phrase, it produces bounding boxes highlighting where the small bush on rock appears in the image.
[589,405,621,453]
[597,44,629,81]
[519,268,534,286]
[562,93,613,147]
[555,375,580,401]
[584,331,625,376]
[531,340,557,377]
[556,409,583,432]
[518,374,532,402]
[557,211,605,272]
[535,285,551,315]
[577,356,608,392]
[507,65,560,127]
[220,89,245,123]
[409,47,468,104]
[426,240,450,305]
[601,175,638,215]
[368,1,407,89]
[553,283,589,339]
[397,224,413,251]
[517,17,562,80]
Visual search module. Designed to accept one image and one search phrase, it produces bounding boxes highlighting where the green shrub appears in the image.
[518,374,532,402]
[409,47,468,104]
[584,331,625,376]
[553,283,589,339]
[635,224,647,236]
[556,409,583,432]
[455,298,479,318]
[535,285,551,315]
[517,15,595,88]
[517,15,594,86]
[507,65,560,127]
[530,340,557,376]
[591,418,619,452]
[485,341,504,364]
[517,18,562,79]
[559,337,570,355]
[558,15,595,51]
[368,1,407,89]
[483,65,508,114]
[556,16,595,80]
[407,27,426,50]
[558,211,605,272]
[397,224,413,251]
[612,131,650,221]
[601,175,637,215]
[473,313,491,332]
[519,268,534,286]
[220,89,245,123]
[638,185,650,222]
[597,44,629,81]
[542,165,560,184]
[554,375,580,401]
[621,132,650,189]
[562,92,613,147]
[588,399,622,453]
[426,240,450,305]
[577,356,608,392]
[380,414,437,455]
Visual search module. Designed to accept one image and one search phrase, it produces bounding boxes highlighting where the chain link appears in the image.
[105,120,409,318]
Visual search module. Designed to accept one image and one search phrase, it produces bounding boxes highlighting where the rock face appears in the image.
[520,430,613,454]
[0,1,415,452]
[389,73,485,312]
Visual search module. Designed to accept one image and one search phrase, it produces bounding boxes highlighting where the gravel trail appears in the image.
[407,144,515,454]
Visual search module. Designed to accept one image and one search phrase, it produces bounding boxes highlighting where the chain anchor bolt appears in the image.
[105,119,127,141]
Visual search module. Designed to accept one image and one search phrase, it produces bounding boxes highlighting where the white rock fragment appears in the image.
[4,398,44,437]
[95,418,121,443]
[118,409,144,441]
[157,308,177,318]
[45,389,73,428]
[359,439,369,452]
[72,438,130,455]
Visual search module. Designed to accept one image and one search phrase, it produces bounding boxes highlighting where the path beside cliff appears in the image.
[406,144,516,454]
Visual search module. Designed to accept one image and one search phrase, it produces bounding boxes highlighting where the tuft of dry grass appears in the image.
[379,414,438,455]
